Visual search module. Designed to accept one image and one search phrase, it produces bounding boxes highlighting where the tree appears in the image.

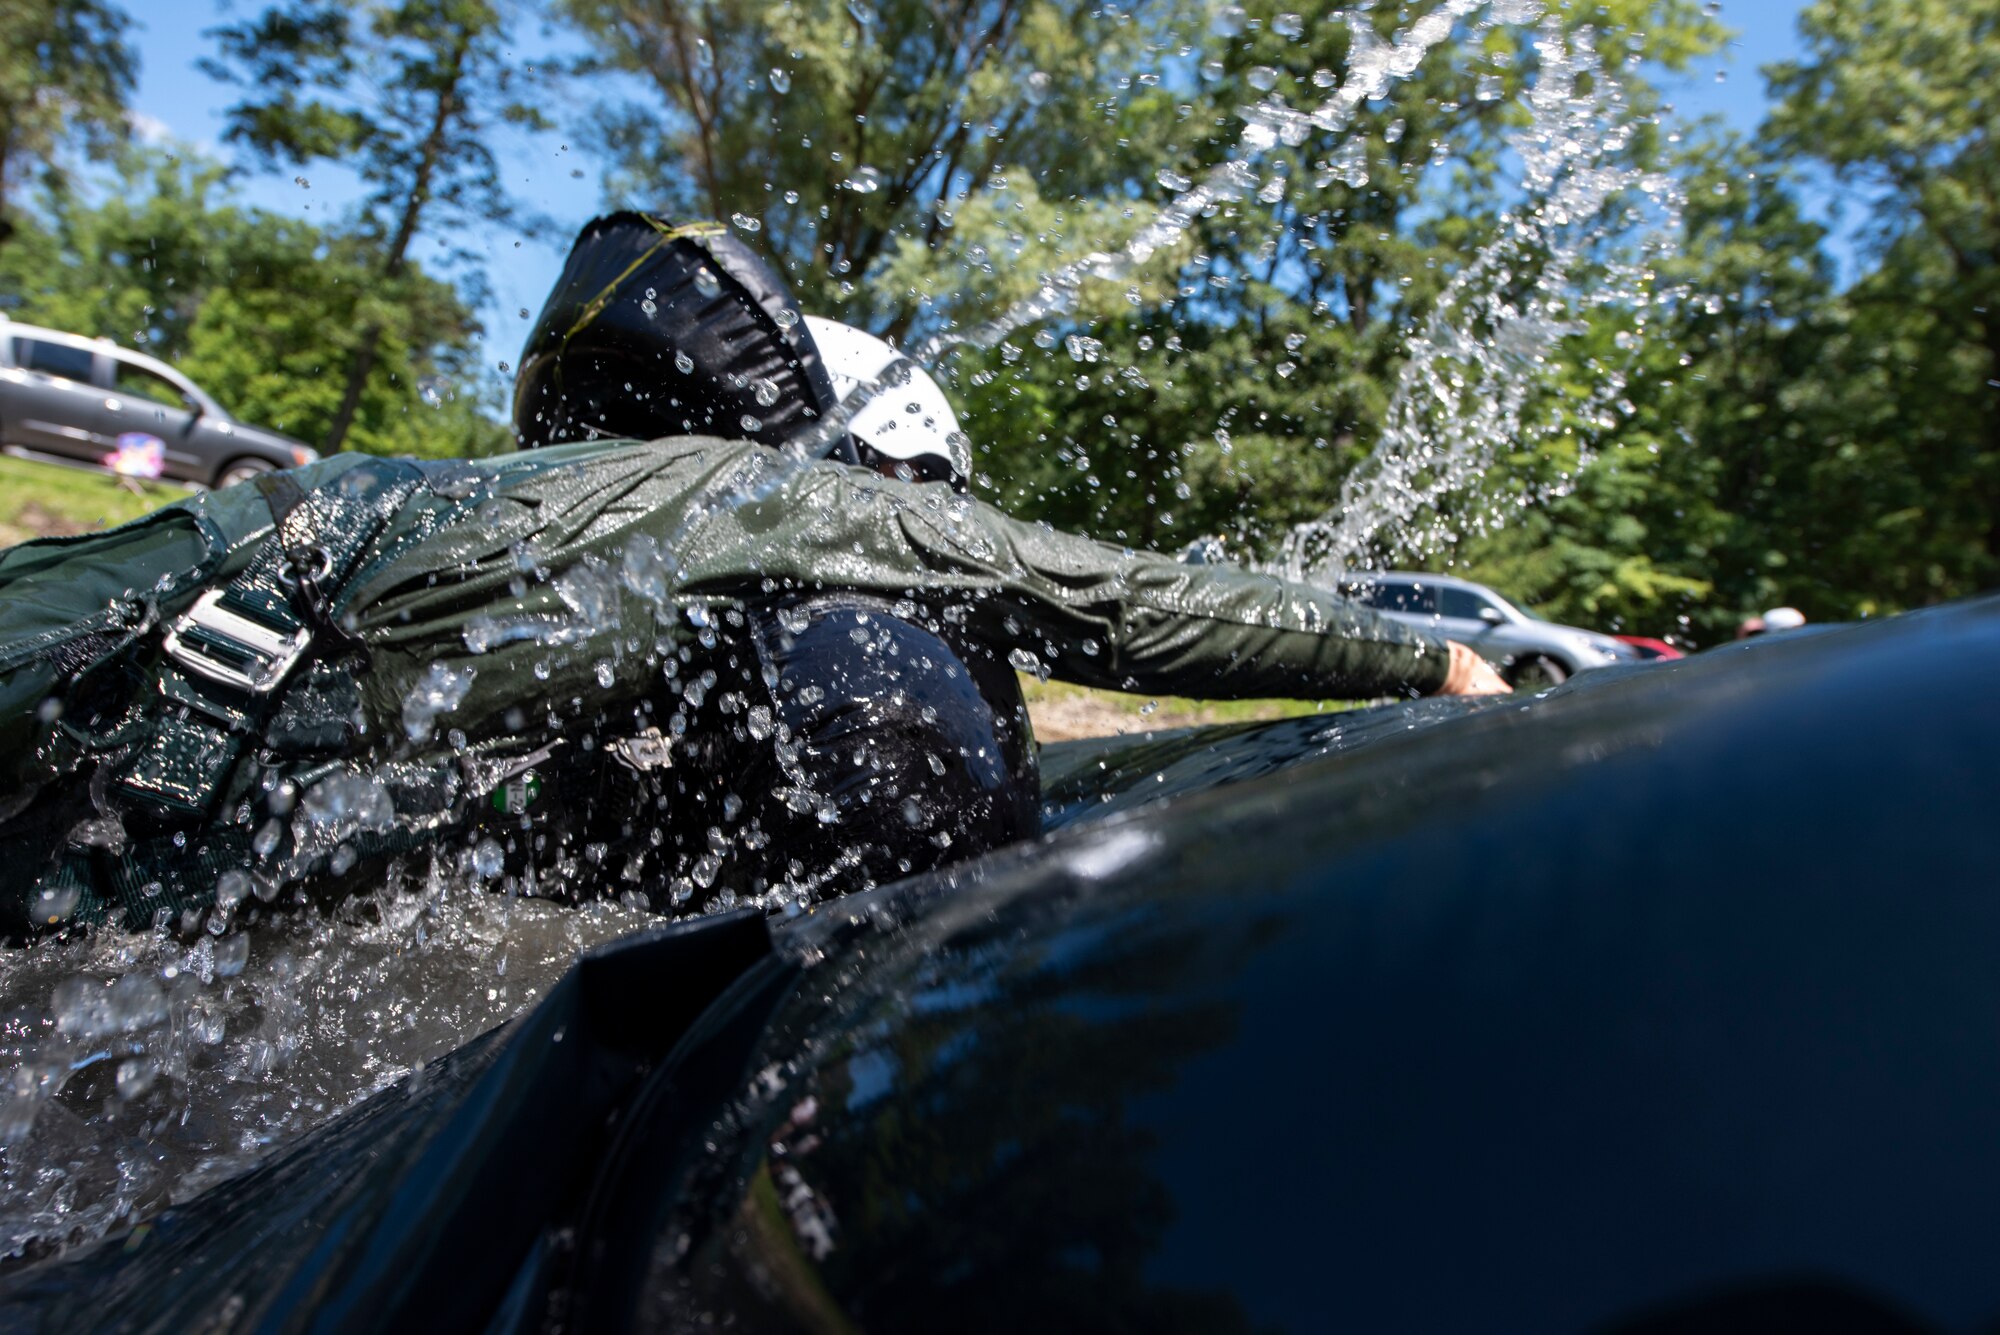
[1766,0,2000,588]
[201,0,547,452]
[1448,131,1832,642]
[558,0,1206,339]
[0,0,137,244]
[0,145,507,458]
[955,0,1722,555]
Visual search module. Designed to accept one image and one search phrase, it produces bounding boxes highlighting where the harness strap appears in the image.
[112,459,422,819]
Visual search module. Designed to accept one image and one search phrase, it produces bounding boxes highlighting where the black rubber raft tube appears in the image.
[5,596,2000,1333]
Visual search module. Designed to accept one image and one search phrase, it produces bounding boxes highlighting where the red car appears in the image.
[1614,635,1686,660]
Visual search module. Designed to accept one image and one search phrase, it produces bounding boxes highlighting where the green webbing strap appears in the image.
[113,459,422,819]
[22,817,454,934]
[35,832,252,933]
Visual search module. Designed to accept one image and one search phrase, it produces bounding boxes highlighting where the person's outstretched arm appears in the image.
[690,459,1508,701]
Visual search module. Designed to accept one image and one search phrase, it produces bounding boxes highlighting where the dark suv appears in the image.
[0,320,317,488]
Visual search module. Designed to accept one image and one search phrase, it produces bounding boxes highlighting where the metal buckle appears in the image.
[161,589,312,693]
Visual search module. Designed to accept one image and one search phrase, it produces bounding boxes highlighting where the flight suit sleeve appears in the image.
[687,462,1454,701]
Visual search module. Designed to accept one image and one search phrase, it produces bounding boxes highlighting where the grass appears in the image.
[0,454,187,548]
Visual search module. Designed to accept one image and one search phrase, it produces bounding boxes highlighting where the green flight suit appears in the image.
[0,436,1448,932]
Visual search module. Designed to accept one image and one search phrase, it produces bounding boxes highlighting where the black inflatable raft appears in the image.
[6,596,1999,1333]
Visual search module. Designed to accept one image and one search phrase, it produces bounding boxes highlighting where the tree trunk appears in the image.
[1984,311,2000,580]
[321,29,473,454]
[0,136,14,247]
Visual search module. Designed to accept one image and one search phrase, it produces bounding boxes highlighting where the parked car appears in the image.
[1333,570,1636,688]
[0,319,317,488]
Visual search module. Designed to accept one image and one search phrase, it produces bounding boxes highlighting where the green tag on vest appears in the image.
[491,772,543,815]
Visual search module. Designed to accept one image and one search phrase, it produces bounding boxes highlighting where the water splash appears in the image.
[1276,18,1682,580]
[0,0,1685,1265]
[0,873,652,1257]
[911,0,1496,366]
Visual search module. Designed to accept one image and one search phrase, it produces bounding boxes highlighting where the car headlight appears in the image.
[290,446,320,467]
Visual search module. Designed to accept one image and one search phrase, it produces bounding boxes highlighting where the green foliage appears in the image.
[946,0,1721,560]
[1766,0,2000,589]
[203,0,541,244]
[0,146,505,458]
[0,0,137,239]
[1460,0,2000,645]
[202,0,545,449]
[561,0,1208,339]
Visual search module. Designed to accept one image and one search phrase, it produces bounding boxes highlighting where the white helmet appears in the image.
[805,315,970,487]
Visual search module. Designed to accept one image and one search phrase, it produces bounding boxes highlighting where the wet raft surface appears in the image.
[7,597,2000,1332]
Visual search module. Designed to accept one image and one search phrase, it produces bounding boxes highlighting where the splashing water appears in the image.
[0,869,651,1258]
[1276,17,1683,580]
[911,0,1500,366]
[0,0,1686,1264]
[872,1,1679,586]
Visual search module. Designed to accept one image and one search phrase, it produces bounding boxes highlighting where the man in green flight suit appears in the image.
[0,216,1504,937]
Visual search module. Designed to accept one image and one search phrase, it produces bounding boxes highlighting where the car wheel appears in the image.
[1507,654,1570,690]
[213,456,277,490]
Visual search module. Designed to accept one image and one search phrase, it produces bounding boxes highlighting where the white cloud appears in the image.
[127,111,172,144]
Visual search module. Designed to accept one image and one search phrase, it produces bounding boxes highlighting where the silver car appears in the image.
[1335,570,1636,688]
[0,319,317,488]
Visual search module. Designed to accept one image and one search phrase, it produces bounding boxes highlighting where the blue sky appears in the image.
[120,1,1816,395]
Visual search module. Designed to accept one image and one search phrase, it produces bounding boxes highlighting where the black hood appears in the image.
[513,215,854,461]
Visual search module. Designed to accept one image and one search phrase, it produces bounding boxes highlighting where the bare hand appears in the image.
[1436,641,1512,696]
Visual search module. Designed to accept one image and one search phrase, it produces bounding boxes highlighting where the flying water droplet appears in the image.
[1007,647,1050,681]
[214,932,250,977]
[402,662,476,744]
[115,1059,157,1101]
[214,869,252,911]
[471,838,505,879]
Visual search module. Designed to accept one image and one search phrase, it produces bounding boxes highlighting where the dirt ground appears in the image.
[1020,677,1341,741]
[1024,694,1236,741]
[0,500,92,547]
